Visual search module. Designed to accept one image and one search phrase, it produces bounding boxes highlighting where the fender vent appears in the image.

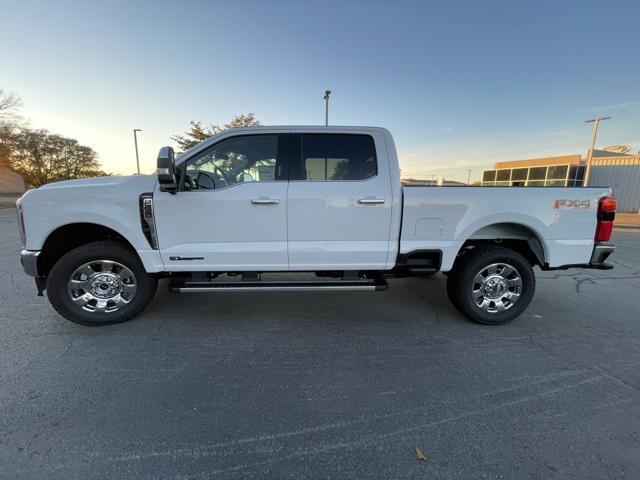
[139,193,158,249]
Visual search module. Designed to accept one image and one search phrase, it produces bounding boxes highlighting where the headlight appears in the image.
[16,201,26,247]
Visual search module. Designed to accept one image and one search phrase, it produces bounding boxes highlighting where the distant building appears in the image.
[482,154,585,187]
[481,150,640,213]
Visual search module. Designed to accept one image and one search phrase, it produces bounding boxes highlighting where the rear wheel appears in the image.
[446,246,535,325]
[47,241,157,326]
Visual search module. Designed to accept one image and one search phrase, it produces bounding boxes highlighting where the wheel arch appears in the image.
[38,222,140,278]
[456,221,549,268]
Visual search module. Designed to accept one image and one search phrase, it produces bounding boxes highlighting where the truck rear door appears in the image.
[286,131,393,270]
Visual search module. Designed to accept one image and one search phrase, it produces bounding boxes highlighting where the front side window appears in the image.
[183,134,280,190]
[292,134,377,181]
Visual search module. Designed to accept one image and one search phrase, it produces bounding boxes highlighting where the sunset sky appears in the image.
[2,0,639,182]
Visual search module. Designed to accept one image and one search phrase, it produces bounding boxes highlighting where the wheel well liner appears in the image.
[460,222,547,267]
[38,223,137,277]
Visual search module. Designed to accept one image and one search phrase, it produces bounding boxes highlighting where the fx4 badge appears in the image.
[554,199,591,209]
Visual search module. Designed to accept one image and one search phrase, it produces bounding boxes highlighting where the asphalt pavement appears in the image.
[1,207,640,479]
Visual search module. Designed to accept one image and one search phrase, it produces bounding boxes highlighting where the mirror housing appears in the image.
[157,146,177,193]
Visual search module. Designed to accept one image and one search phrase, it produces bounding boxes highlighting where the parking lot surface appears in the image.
[1,207,640,479]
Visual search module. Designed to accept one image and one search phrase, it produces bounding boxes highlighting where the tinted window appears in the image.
[496,169,511,181]
[547,165,568,180]
[482,170,496,182]
[511,168,528,181]
[569,166,578,180]
[528,167,547,180]
[296,134,377,181]
[184,135,281,190]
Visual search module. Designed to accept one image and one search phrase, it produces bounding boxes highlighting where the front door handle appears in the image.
[357,198,385,205]
[251,198,279,205]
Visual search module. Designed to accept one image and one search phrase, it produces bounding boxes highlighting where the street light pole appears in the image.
[584,116,610,187]
[467,169,473,185]
[323,90,331,126]
[133,129,142,175]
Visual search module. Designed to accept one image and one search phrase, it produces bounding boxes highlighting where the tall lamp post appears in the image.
[584,116,610,186]
[467,169,473,185]
[323,90,331,126]
[133,129,142,175]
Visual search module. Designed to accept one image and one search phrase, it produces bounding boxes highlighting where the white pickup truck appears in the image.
[16,126,616,326]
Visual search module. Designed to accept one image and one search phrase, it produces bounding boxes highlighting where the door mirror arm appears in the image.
[157,146,177,194]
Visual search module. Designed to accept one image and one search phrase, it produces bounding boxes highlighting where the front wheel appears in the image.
[47,241,158,326]
[446,246,535,325]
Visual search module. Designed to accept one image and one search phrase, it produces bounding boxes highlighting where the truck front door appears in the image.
[153,133,289,271]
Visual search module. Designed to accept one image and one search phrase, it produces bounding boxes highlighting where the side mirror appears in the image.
[157,146,177,193]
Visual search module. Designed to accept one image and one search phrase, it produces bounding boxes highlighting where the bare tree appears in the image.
[0,88,23,122]
[0,89,24,170]
[172,113,261,151]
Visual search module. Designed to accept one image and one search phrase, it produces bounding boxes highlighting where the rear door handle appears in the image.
[357,198,385,205]
[251,198,279,205]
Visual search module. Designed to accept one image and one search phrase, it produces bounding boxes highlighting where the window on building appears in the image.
[569,166,578,181]
[496,169,511,181]
[547,165,568,180]
[528,167,547,181]
[511,168,528,181]
[483,170,496,182]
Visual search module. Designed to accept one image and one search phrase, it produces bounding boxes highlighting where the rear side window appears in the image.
[291,134,377,181]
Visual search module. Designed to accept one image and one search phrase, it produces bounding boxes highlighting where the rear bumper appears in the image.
[543,243,614,271]
[589,244,614,266]
[20,250,40,277]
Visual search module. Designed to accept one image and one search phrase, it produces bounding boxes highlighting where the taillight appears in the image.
[595,196,616,242]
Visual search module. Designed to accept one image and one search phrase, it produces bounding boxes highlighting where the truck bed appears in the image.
[400,186,612,270]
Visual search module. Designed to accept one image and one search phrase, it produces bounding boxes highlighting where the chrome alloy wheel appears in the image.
[67,260,137,313]
[472,263,522,313]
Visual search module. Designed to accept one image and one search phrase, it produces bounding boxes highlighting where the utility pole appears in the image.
[467,169,473,185]
[584,116,610,186]
[133,129,142,175]
[323,90,331,126]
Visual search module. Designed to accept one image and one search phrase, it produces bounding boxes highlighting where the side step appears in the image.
[169,278,388,293]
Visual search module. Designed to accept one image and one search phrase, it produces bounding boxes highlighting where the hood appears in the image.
[19,174,157,204]
[36,175,152,190]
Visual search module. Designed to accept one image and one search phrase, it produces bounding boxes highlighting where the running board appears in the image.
[169,278,388,293]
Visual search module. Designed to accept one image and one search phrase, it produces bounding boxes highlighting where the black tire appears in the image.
[47,241,158,326]
[446,246,535,325]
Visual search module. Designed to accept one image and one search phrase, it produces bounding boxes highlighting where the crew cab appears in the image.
[16,126,616,326]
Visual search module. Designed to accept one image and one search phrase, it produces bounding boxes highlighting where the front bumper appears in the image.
[20,250,41,277]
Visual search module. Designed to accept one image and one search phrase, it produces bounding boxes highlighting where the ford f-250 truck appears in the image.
[16,126,616,326]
